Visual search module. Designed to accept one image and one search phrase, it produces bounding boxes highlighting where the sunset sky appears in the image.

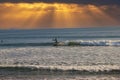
[0,0,120,29]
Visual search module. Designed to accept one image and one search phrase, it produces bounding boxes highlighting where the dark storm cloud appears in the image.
[0,0,120,5]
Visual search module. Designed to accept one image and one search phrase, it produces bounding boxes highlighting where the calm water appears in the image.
[0,27,120,80]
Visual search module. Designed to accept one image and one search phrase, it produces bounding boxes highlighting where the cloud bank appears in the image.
[0,0,120,5]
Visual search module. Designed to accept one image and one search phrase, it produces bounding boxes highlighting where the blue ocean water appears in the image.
[0,27,120,46]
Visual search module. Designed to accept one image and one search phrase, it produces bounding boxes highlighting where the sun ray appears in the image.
[88,5,119,26]
[0,3,119,29]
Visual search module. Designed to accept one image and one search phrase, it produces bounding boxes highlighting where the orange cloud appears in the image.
[0,3,119,29]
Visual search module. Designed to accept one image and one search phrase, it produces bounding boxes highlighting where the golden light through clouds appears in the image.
[0,3,119,29]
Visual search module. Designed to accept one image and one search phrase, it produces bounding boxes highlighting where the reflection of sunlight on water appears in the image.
[0,46,120,67]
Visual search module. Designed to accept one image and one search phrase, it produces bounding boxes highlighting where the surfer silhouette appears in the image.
[52,37,58,46]
[1,40,3,43]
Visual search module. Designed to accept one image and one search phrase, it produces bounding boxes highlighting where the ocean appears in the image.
[0,27,120,80]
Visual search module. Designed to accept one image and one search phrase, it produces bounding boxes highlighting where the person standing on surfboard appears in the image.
[52,37,58,46]
[1,40,3,43]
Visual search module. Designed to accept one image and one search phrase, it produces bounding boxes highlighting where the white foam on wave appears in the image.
[65,40,120,46]
[0,65,120,72]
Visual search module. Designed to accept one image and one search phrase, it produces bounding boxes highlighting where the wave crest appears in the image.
[0,40,120,46]
[65,40,120,46]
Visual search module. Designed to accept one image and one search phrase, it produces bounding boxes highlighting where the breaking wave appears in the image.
[65,40,120,46]
[0,40,120,46]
